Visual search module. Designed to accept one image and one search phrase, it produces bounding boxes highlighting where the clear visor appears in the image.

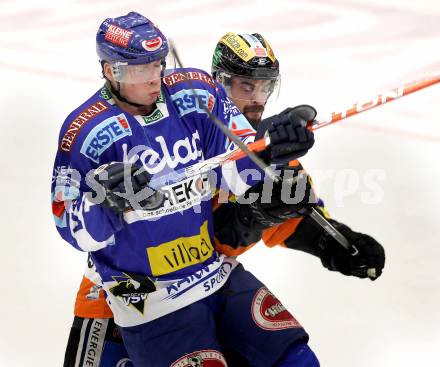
[110,52,177,84]
[217,71,281,104]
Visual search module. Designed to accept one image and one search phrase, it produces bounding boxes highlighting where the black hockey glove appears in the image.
[256,105,316,165]
[213,168,316,249]
[89,162,165,213]
[238,168,317,228]
[318,221,385,280]
[213,201,263,249]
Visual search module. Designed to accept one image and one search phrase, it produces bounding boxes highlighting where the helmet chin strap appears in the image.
[108,81,147,108]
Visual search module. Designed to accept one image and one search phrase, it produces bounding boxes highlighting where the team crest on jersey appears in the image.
[171,350,227,367]
[251,287,301,330]
[109,273,156,314]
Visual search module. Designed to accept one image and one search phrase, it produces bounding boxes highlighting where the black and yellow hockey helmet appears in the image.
[211,32,279,80]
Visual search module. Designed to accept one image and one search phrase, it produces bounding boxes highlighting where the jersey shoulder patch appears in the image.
[163,68,221,118]
[59,92,112,153]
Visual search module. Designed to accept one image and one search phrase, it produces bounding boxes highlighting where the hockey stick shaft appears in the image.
[157,45,437,271]
[310,74,440,130]
[149,74,439,189]
[309,208,353,252]
[309,208,378,278]
[307,75,438,271]
[150,73,440,189]
[148,136,270,190]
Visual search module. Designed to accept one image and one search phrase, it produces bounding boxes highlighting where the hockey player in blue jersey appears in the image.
[53,12,321,367]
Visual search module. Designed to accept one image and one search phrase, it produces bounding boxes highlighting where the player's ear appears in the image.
[103,62,114,81]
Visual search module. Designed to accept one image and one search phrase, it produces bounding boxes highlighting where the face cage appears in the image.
[216,70,281,104]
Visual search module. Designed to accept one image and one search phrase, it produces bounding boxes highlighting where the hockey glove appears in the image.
[213,201,264,249]
[90,162,164,213]
[213,168,316,249]
[238,168,317,228]
[256,105,316,165]
[319,221,385,280]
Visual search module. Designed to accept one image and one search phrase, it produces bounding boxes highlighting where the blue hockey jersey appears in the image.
[51,68,262,326]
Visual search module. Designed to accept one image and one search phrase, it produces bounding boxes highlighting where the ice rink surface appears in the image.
[0,0,439,366]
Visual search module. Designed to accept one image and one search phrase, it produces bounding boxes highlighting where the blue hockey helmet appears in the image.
[96,12,169,65]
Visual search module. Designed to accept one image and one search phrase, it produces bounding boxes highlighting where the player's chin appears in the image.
[245,112,263,125]
[134,95,158,106]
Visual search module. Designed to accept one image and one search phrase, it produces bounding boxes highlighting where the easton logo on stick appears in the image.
[313,75,440,130]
